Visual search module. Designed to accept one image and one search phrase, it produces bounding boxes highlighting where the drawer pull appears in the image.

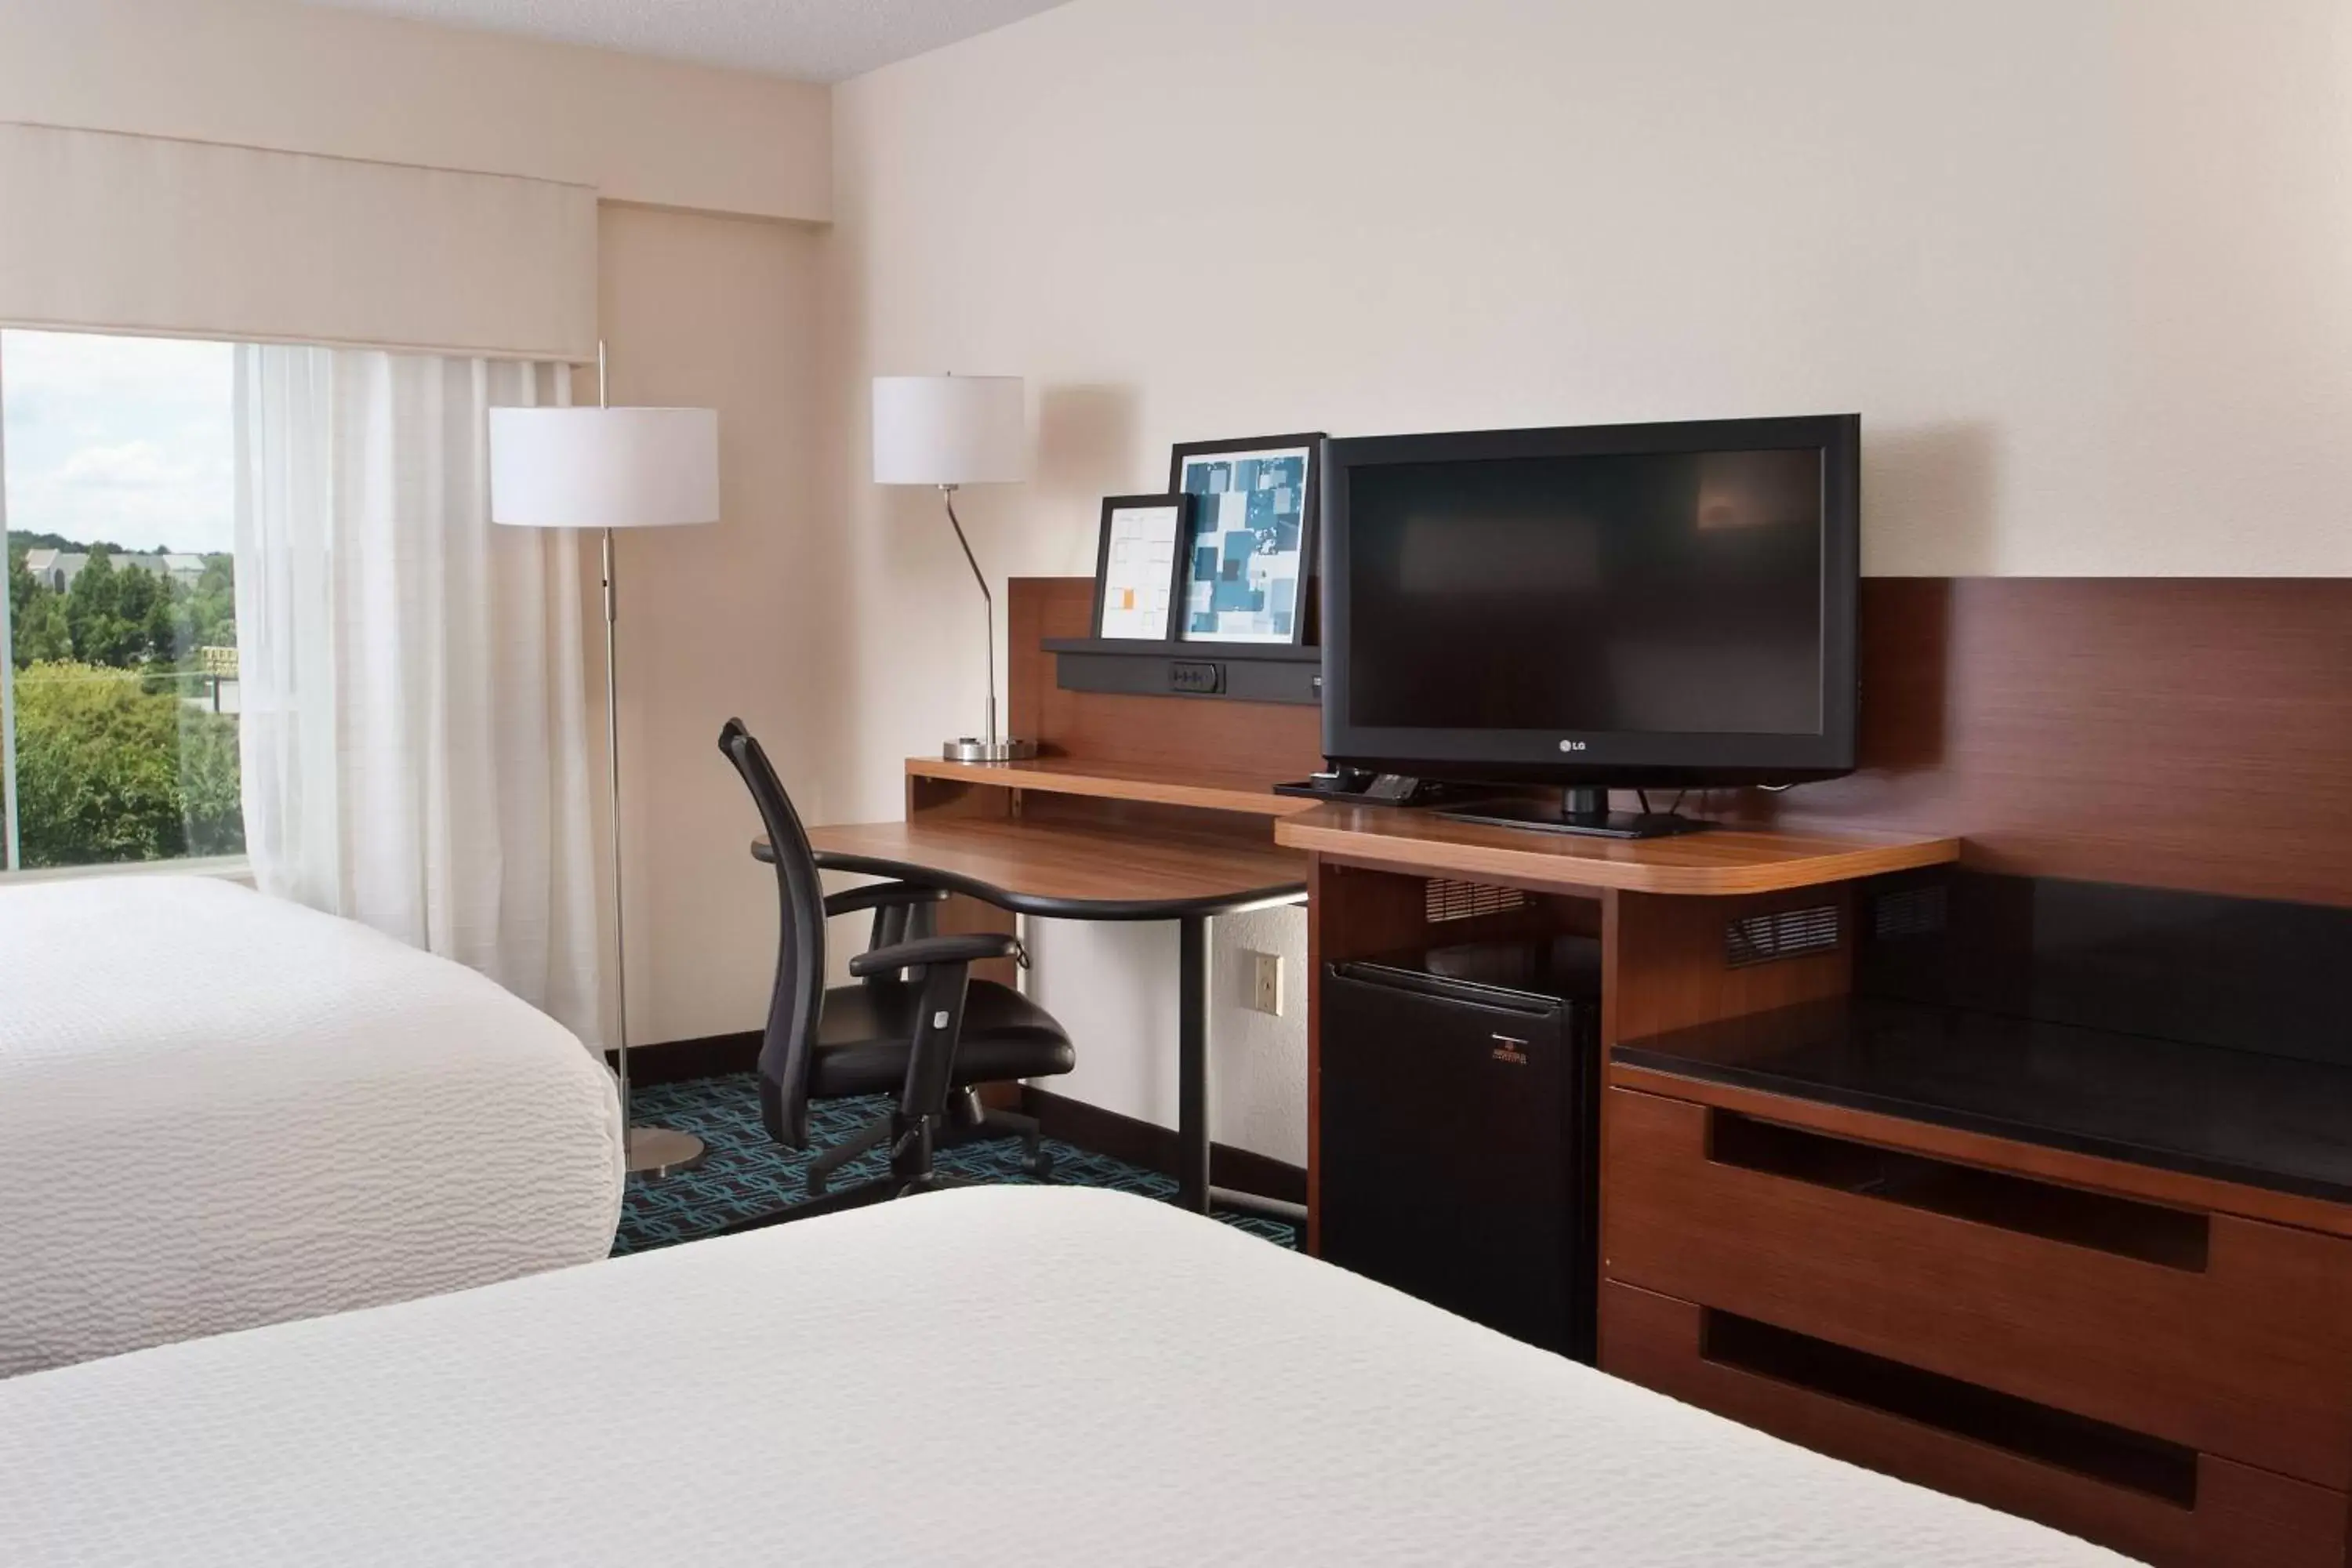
[1707,1110,2209,1272]
[1701,1308,2199,1507]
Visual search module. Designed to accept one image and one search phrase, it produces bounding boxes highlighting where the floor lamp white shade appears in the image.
[488,398,720,1181]
[872,375,1034,761]
[872,375,1027,486]
[488,408,720,528]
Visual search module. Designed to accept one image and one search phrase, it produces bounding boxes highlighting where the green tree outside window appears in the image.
[7,536,244,868]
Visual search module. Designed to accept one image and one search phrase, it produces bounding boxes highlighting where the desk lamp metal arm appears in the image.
[938,486,1035,764]
[942,486,996,748]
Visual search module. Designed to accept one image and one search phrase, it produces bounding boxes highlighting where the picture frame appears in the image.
[1168,432,1325,645]
[1089,492,1192,641]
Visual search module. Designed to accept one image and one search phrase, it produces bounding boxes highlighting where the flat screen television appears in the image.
[1319,415,1859,837]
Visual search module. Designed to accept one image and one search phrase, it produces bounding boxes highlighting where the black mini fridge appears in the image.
[1319,936,1602,1361]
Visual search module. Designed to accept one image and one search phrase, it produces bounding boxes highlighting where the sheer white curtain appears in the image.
[234,347,602,1044]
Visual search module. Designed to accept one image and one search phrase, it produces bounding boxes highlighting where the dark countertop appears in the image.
[1613,998,2352,1207]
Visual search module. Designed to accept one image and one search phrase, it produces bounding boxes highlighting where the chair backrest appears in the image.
[717,718,827,1147]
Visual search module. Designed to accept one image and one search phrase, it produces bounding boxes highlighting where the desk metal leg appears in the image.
[1174,909,1313,1228]
[1176,914,1212,1214]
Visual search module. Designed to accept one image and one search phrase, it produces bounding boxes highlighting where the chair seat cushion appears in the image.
[809,978,1076,1098]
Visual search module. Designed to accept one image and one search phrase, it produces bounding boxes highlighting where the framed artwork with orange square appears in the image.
[1091,493,1192,641]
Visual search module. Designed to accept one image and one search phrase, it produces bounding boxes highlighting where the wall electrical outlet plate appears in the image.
[1248,950,1283,1015]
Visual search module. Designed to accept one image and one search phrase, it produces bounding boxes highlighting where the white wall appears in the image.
[822,0,2352,1163]
[1025,900,1307,1161]
[0,0,829,220]
[597,205,836,1048]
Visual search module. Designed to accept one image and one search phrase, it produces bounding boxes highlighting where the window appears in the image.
[0,330,241,871]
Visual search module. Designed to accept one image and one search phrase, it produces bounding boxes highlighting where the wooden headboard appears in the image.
[1744,579,2352,908]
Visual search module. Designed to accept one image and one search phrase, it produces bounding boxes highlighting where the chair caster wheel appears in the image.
[1019,1149,1054,1179]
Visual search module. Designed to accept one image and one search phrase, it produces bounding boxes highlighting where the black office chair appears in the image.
[717,718,1076,1225]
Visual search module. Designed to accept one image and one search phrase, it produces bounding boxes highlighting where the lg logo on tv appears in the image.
[1557,739,1588,753]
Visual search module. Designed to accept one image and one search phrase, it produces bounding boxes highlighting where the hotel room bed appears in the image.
[0,1185,2125,1566]
[0,876,622,1376]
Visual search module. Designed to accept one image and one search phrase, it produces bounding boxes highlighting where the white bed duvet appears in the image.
[0,876,622,1376]
[0,1185,2126,1566]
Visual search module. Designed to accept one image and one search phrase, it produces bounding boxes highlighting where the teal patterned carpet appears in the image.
[615,1073,1297,1254]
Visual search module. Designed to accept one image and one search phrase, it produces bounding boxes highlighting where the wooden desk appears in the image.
[776,758,1312,1219]
[806,817,1304,920]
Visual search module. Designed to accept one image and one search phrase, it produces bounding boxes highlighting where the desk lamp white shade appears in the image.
[872,374,1036,763]
[485,388,720,1181]
[489,408,720,528]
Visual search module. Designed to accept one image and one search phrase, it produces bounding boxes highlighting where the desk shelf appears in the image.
[906,756,1319,818]
[1276,802,1958,897]
[809,815,1305,920]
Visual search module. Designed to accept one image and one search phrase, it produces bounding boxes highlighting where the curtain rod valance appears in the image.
[0,122,597,361]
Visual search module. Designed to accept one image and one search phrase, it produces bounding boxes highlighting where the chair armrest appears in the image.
[848,932,1022,978]
[753,838,888,867]
[822,882,950,920]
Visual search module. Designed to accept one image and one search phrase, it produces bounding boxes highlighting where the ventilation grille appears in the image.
[1874,883,1950,940]
[1726,904,1842,967]
[1425,879,1528,924]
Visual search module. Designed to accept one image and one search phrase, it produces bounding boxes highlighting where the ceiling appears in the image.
[299,0,1076,83]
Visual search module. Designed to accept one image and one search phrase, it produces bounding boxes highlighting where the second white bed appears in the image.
[0,876,622,1375]
[0,1185,2127,1566]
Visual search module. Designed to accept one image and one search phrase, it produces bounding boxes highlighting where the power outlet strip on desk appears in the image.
[1041,637,1323,706]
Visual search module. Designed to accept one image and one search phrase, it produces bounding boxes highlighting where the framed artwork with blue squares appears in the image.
[1168,432,1325,645]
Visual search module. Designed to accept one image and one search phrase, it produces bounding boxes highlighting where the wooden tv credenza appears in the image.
[1281,808,2352,1568]
[1602,1039,2352,1568]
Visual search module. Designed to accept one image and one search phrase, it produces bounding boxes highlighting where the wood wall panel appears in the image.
[1736,579,2352,908]
[1007,578,1324,785]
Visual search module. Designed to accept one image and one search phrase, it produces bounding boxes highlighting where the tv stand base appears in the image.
[1439,788,1716,840]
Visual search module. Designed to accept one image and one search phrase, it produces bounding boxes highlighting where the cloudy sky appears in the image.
[2,329,234,555]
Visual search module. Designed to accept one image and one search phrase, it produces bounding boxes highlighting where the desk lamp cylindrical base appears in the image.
[944,736,1039,764]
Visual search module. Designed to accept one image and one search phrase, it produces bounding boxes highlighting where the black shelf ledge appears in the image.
[1042,637,1323,706]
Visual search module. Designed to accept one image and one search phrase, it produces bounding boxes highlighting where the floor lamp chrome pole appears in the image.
[490,345,721,1178]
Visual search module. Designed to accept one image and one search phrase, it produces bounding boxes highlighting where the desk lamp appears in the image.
[872,373,1036,762]
[489,345,720,1178]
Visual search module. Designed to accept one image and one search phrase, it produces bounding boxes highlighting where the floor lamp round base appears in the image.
[943,737,1039,763]
[624,1125,708,1179]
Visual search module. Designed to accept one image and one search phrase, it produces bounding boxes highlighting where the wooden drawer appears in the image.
[1601,1281,2348,1568]
[1602,1086,2352,1489]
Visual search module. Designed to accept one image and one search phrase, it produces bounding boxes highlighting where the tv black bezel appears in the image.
[1319,413,1860,789]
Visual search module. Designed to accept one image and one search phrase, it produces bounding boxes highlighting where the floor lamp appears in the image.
[488,347,720,1178]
